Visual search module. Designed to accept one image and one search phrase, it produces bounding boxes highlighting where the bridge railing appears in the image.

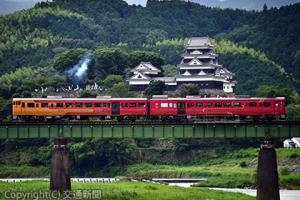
[1,121,300,139]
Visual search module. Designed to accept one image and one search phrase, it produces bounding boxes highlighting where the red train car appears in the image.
[150,97,285,118]
[13,97,285,120]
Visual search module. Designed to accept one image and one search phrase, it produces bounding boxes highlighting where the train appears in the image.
[12,96,286,121]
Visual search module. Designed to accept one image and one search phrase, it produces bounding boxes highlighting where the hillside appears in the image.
[0,0,299,106]
[191,0,300,10]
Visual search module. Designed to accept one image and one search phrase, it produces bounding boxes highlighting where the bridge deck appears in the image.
[1,121,300,139]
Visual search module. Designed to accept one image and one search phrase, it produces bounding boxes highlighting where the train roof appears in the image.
[13,98,148,101]
[13,97,285,101]
[153,97,285,100]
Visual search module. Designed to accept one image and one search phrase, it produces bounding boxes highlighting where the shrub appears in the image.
[280,167,290,176]
[289,153,299,159]
[239,161,247,167]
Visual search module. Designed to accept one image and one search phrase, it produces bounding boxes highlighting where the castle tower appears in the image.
[176,37,236,93]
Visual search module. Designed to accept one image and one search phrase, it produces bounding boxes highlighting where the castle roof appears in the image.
[187,37,213,48]
[131,62,161,74]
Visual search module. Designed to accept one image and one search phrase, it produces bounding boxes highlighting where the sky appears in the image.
[1,0,300,15]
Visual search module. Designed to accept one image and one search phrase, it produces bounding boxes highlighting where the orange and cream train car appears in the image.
[12,97,148,120]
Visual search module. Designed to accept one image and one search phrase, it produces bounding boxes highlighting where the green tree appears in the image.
[257,85,299,105]
[286,104,300,120]
[128,51,164,70]
[101,75,123,89]
[109,82,130,97]
[145,29,168,45]
[53,48,87,72]
[92,48,127,80]
[161,64,177,76]
[176,84,199,97]
[145,80,165,98]
[79,90,97,98]
[0,97,10,119]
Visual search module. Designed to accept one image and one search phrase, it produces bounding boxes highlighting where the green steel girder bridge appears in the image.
[0,121,300,139]
[1,120,299,200]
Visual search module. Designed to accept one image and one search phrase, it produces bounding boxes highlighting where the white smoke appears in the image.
[67,52,93,83]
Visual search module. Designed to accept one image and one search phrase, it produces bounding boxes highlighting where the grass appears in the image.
[0,181,255,200]
[0,165,49,178]
[0,148,299,189]
[123,163,256,188]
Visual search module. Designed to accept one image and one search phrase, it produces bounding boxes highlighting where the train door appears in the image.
[112,102,120,116]
[274,101,279,115]
[177,102,186,116]
[21,101,26,116]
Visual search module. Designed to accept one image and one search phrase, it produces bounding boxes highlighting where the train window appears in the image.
[75,103,82,108]
[27,103,35,108]
[41,103,48,108]
[187,103,195,108]
[196,102,202,107]
[249,102,257,107]
[205,102,212,107]
[177,103,185,108]
[85,103,92,108]
[129,103,136,107]
[66,103,72,108]
[95,103,101,107]
[215,102,222,107]
[138,103,146,108]
[169,103,173,107]
[56,103,64,108]
[36,104,39,108]
[22,102,25,108]
[103,103,107,107]
[234,102,241,107]
[161,103,169,108]
[224,102,231,107]
[263,102,271,107]
[121,103,128,107]
[107,103,110,108]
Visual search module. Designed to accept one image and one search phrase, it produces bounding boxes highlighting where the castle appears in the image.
[127,37,236,94]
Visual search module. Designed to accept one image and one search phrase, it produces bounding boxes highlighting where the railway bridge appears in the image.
[1,120,300,200]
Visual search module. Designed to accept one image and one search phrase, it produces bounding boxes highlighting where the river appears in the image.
[168,183,300,200]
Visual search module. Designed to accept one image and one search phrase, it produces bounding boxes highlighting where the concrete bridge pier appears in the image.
[256,141,280,200]
[50,138,71,192]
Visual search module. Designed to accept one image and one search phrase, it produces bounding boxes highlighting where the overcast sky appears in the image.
[1,0,300,15]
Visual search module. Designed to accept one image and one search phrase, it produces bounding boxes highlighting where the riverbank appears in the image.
[1,142,299,189]
[0,181,254,200]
